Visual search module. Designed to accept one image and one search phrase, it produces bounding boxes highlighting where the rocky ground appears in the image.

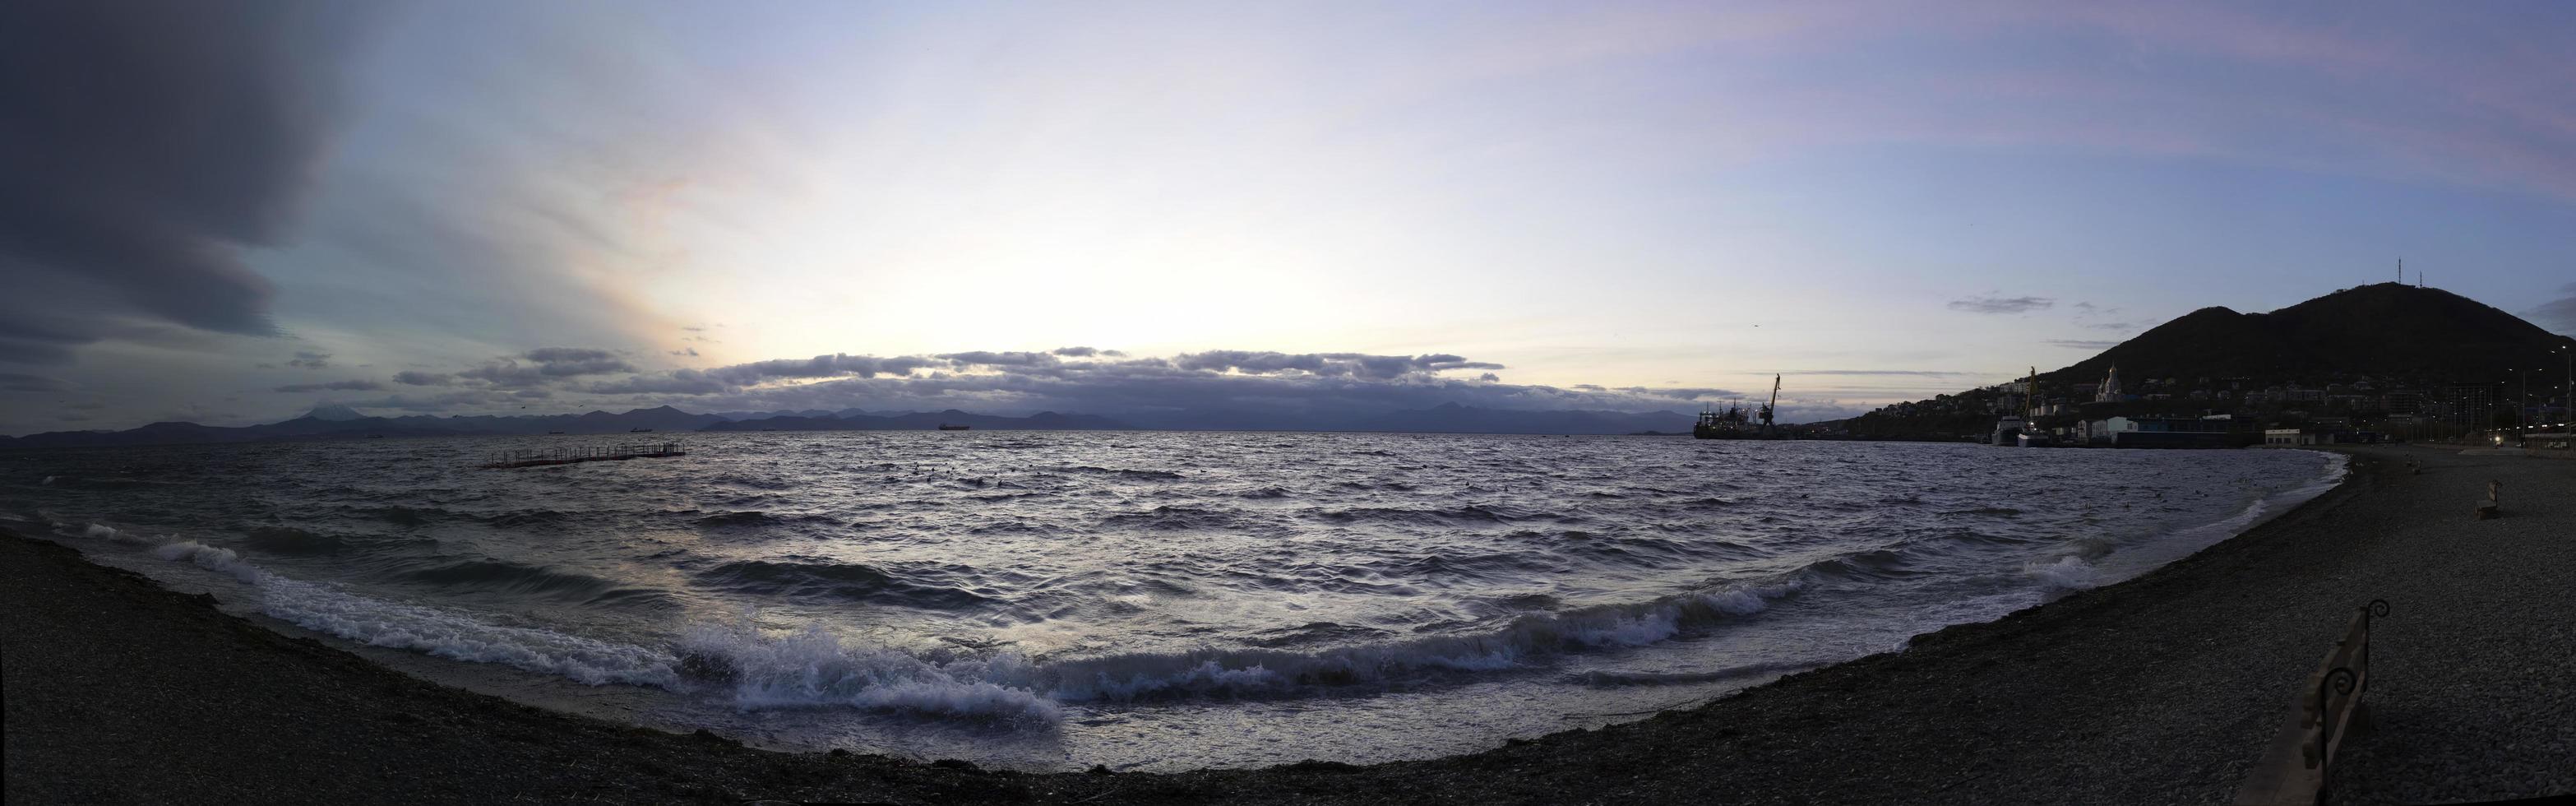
[6,445,2569,804]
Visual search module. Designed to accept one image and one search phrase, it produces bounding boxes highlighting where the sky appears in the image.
[2,0,2573,435]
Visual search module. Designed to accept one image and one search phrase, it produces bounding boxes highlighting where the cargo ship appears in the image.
[1695,375,1782,439]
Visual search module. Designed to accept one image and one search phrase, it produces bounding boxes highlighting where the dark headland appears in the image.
[7,446,2571,804]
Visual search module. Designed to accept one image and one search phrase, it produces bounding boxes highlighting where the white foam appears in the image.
[80,522,159,546]
[677,618,1061,721]
[2021,555,2102,593]
[656,578,1810,716]
[126,531,678,688]
[152,540,266,584]
[257,576,678,688]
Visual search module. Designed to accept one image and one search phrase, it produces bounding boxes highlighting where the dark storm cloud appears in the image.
[456,347,637,387]
[286,350,331,369]
[1050,346,1101,357]
[394,371,455,387]
[1946,296,2054,314]
[707,354,945,384]
[1,373,73,392]
[274,379,385,392]
[333,388,529,412]
[0,1,377,347]
[2527,284,2576,336]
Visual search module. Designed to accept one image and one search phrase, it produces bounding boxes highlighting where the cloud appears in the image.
[456,347,637,387]
[1,373,73,392]
[2043,339,2124,350]
[268,345,1911,433]
[393,371,455,386]
[0,1,377,350]
[2527,284,2576,336]
[1172,350,1505,379]
[668,347,700,357]
[274,379,386,392]
[286,350,331,369]
[1947,296,2055,314]
[2082,322,2138,331]
[937,350,1062,368]
[1783,369,1981,377]
[1050,346,1101,357]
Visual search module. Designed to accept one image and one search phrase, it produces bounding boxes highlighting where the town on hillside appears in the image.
[1829,364,2564,447]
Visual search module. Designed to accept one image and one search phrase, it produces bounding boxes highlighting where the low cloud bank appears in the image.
[308,347,1868,429]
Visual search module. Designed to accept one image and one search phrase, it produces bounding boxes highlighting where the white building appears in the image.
[2264,428,2317,447]
[2095,365,2125,403]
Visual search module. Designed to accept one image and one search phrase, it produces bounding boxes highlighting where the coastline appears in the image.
[7,446,2569,804]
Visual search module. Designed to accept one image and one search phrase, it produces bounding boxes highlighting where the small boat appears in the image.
[1998,366,2056,447]
[548,431,565,435]
[630,428,653,433]
[937,424,970,431]
[1991,415,2027,447]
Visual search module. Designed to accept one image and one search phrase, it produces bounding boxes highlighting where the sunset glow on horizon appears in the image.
[4,0,2571,433]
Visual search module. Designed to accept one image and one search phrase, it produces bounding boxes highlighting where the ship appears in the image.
[1995,366,2055,447]
[1695,374,1783,439]
[937,424,970,431]
[629,428,653,433]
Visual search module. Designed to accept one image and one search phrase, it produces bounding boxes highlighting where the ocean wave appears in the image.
[339,505,442,526]
[120,530,681,687]
[1565,660,1817,687]
[1940,507,2023,517]
[262,575,681,688]
[675,619,1061,722]
[1028,580,1801,701]
[2021,556,2102,593]
[398,558,647,605]
[83,523,160,545]
[239,526,358,555]
[691,510,837,530]
[1097,505,1238,531]
[660,577,1802,716]
[1314,504,1530,526]
[1047,466,1185,480]
[693,558,997,610]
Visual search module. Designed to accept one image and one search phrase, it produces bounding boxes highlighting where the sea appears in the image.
[0,432,2344,771]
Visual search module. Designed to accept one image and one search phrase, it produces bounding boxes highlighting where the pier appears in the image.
[479,442,686,469]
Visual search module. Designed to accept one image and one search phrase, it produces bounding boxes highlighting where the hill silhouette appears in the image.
[2046,283,2573,386]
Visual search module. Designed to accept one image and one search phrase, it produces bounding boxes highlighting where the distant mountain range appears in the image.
[701,410,1130,433]
[0,402,1698,449]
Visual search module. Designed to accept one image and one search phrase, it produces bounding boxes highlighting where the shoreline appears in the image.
[7,445,2570,804]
